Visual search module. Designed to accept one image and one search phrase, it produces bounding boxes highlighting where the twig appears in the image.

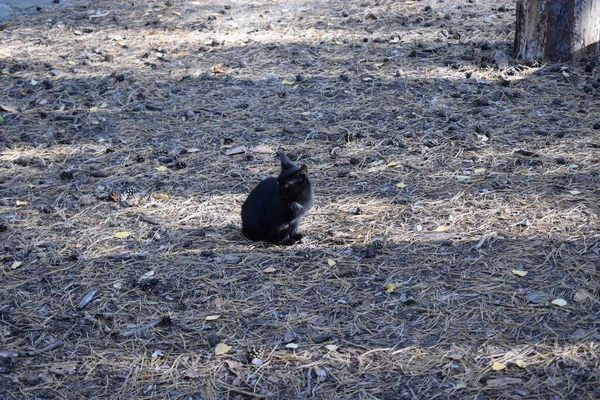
[217,381,267,399]
[27,340,65,356]
[120,316,171,338]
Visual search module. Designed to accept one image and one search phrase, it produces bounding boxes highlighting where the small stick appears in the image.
[121,316,170,338]
[305,367,312,399]
[27,340,65,356]
[217,381,267,399]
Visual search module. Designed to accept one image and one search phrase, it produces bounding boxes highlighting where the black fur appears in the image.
[241,154,313,245]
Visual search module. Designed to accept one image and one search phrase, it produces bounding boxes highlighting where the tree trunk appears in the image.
[514,0,600,61]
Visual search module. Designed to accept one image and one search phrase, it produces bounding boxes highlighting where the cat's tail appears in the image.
[277,152,297,171]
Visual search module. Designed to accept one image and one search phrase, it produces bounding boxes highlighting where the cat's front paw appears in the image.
[280,237,297,246]
[291,232,303,241]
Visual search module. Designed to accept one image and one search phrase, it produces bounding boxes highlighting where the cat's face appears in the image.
[277,164,309,199]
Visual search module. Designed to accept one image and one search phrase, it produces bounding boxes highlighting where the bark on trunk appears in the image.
[514,0,600,61]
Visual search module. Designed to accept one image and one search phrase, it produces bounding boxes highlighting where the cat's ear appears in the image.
[298,164,308,176]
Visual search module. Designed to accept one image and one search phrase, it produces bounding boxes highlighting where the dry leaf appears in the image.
[511,269,528,277]
[327,259,336,267]
[434,225,451,232]
[251,358,264,366]
[115,231,132,239]
[386,161,400,168]
[249,145,273,154]
[456,175,471,181]
[187,147,201,153]
[151,350,164,358]
[396,182,407,189]
[10,261,23,270]
[39,371,53,383]
[144,270,155,277]
[285,343,299,349]
[486,377,523,387]
[569,190,582,195]
[474,167,486,174]
[224,360,244,379]
[0,103,18,112]
[215,342,232,355]
[211,64,224,74]
[225,145,246,155]
[205,315,221,321]
[263,267,277,273]
[183,369,200,379]
[15,200,28,207]
[385,283,397,293]
[324,344,338,351]
[281,80,296,85]
[156,165,168,172]
[515,360,526,368]
[492,361,506,371]
[49,363,77,375]
[573,290,591,302]
[154,193,170,200]
[551,298,567,307]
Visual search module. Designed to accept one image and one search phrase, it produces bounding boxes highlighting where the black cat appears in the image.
[241,154,313,245]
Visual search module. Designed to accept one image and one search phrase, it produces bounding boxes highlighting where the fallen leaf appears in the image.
[205,315,221,321]
[486,377,523,387]
[324,344,338,351]
[569,190,582,195]
[492,361,506,371]
[27,183,35,189]
[386,161,400,168]
[285,343,298,349]
[154,193,170,200]
[10,261,22,270]
[455,382,467,389]
[49,363,77,375]
[187,147,201,153]
[224,360,244,379]
[434,225,451,232]
[115,231,132,239]
[511,269,528,277]
[385,282,397,293]
[396,182,407,189]
[281,80,296,85]
[15,200,28,207]
[151,350,164,358]
[144,270,155,277]
[263,267,277,273]
[225,145,246,156]
[573,290,591,302]
[215,342,232,355]
[455,175,471,181]
[211,64,224,74]
[39,371,54,382]
[515,360,526,368]
[251,358,264,366]
[183,369,200,379]
[551,298,567,307]
[474,167,486,174]
[0,116,4,123]
[249,145,273,154]
[327,259,336,267]
[156,165,168,172]
[0,103,18,112]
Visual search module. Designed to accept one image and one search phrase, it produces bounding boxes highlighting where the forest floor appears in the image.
[0,0,599,399]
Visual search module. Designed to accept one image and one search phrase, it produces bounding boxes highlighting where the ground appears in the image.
[0,0,599,399]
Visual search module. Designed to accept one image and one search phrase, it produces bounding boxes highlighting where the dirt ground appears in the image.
[0,0,599,399]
